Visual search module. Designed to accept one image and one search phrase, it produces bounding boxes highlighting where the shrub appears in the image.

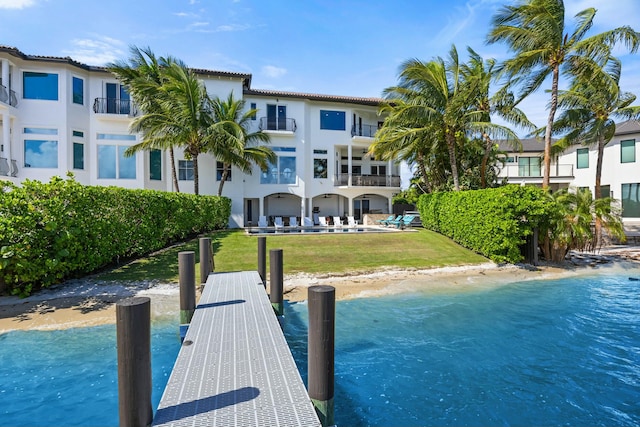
[0,176,231,296]
[417,186,552,263]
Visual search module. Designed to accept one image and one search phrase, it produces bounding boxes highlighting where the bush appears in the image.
[417,186,552,263]
[0,176,231,296]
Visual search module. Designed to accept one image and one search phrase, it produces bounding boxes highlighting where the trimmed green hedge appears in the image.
[0,176,231,296]
[417,185,552,263]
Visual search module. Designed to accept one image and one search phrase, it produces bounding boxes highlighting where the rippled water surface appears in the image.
[0,319,180,426]
[284,272,640,426]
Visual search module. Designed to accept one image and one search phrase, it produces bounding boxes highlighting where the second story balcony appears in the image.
[259,117,297,133]
[498,163,574,179]
[93,98,138,117]
[0,84,18,107]
[351,123,379,139]
[335,173,400,187]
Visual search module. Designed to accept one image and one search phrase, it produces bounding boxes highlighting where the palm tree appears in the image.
[208,93,275,196]
[107,47,182,192]
[487,0,640,189]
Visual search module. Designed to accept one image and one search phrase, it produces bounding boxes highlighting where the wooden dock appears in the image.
[153,271,321,427]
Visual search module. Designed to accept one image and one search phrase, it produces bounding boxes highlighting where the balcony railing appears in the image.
[498,164,574,178]
[351,123,378,138]
[0,85,18,107]
[93,98,138,116]
[259,117,297,132]
[335,173,400,187]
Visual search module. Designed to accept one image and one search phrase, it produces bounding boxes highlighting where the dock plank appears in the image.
[153,271,321,427]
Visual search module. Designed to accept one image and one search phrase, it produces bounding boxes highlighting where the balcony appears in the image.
[259,117,297,133]
[93,98,138,116]
[0,84,18,107]
[335,173,400,187]
[498,164,574,179]
[351,123,378,139]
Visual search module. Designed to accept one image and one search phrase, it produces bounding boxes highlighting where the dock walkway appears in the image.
[153,271,321,427]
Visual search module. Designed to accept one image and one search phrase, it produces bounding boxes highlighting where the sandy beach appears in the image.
[1,248,639,334]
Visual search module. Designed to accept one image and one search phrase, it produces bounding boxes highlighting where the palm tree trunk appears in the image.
[480,133,491,189]
[446,132,460,191]
[193,154,199,195]
[594,137,605,248]
[169,147,180,192]
[416,151,432,193]
[217,164,230,196]
[543,65,560,190]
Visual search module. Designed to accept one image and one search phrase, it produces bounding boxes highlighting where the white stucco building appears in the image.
[0,46,400,227]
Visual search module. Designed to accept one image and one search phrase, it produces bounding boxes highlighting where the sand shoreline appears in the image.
[2,249,639,334]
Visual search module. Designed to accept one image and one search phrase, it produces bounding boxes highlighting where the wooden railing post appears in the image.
[269,248,283,316]
[199,237,214,284]
[178,251,196,341]
[258,236,267,287]
[117,297,152,427]
[308,285,335,427]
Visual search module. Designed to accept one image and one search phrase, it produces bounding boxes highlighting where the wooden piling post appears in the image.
[179,251,196,340]
[117,297,152,427]
[258,236,267,286]
[199,237,214,284]
[269,248,283,316]
[308,285,335,427]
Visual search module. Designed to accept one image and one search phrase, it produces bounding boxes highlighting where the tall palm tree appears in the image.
[208,93,275,196]
[487,0,640,189]
[553,56,640,248]
[107,47,182,192]
[459,47,532,188]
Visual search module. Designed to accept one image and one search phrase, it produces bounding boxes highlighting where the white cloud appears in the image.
[62,36,127,66]
[0,0,35,9]
[215,23,251,32]
[262,65,287,79]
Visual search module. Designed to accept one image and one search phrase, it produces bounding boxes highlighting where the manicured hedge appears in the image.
[417,185,552,263]
[0,176,231,296]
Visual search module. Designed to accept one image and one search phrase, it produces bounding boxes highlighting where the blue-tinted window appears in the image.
[24,128,57,135]
[97,133,136,141]
[179,160,194,181]
[320,110,346,131]
[72,77,84,105]
[24,140,58,168]
[250,103,257,120]
[150,150,162,180]
[621,140,636,163]
[621,183,640,217]
[72,130,84,138]
[73,143,84,170]
[98,145,136,179]
[118,146,136,179]
[260,156,296,184]
[23,72,58,100]
[577,148,589,169]
[216,161,230,181]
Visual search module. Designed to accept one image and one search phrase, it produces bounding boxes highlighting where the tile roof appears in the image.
[615,119,640,135]
[244,88,384,106]
[496,137,546,153]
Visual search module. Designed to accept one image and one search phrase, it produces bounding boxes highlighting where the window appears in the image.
[621,140,636,163]
[179,160,194,181]
[577,148,589,169]
[149,149,162,180]
[72,77,84,105]
[24,127,57,135]
[97,133,136,141]
[23,72,58,100]
[24,140,58,168]
[250,103,257,120]
[505,157,516,163]
[314,158,327,178]
[97,145,136,179]
[371,165,386,175]
[105,83,131,114]
[216,161,230,181]
[621,183,640,217]
[313,149,328,155]
[266,104,287,130]
[600,185,611,199]
[73,142,84,170]
[320,110,346,130]
[518,157,541,177]
[261,156,296,184]
[72,130,84,138]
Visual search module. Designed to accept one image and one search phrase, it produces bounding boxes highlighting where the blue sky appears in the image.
[1,0,639,129]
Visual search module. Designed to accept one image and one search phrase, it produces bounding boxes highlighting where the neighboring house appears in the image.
[0,46,400,227]
[497,122,640,221]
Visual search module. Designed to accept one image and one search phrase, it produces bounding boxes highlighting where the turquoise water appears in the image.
[0,318,180,426]
[283,272,640,426]
[1,272,639,426]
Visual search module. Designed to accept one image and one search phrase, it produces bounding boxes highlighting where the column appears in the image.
[2,113,10,162]
[347,145,352,187]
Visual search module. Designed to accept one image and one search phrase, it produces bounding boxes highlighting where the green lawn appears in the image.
[95,229,488,283]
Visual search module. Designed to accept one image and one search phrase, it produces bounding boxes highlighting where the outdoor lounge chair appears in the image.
[289,216,299,227]
[389,215,415,229]
[274,217,284,228]
[376,215,396,226]
[257,216,268,227]
[347,216,358,227]
[318,216,329,227]
[333,216,343,227]
[303,217,314,227]
[381,215,402,226]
